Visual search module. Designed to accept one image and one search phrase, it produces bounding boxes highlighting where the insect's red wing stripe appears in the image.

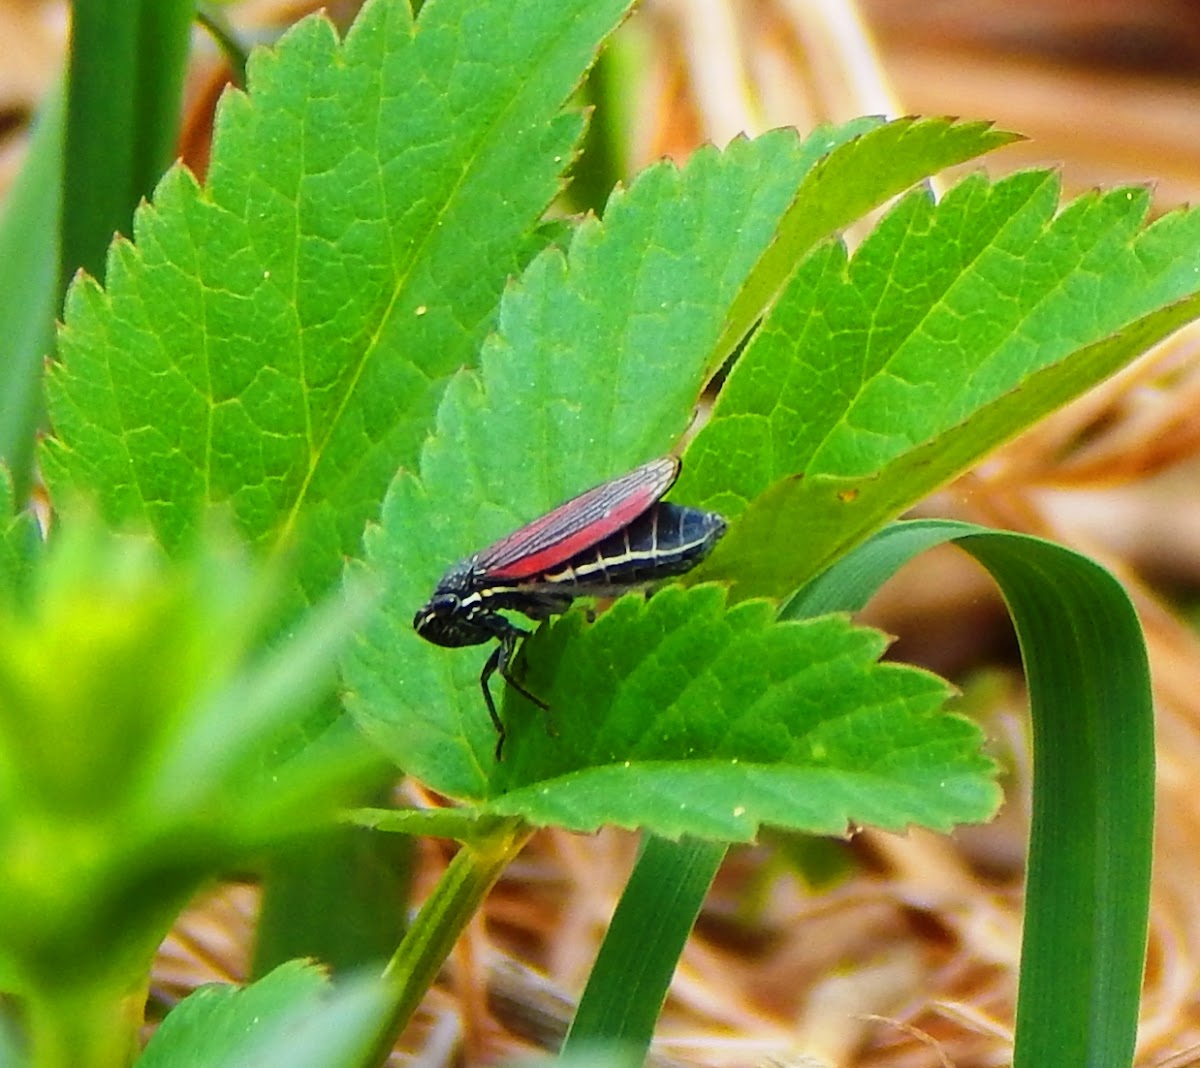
[488,492,652,579]
[477,457,679,580]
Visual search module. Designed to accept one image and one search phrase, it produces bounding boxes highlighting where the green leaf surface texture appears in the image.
[715,117,1020,363]
[683,174,1200,597]
[485,586,995,838]
[139,960,389,1068]
[42,0,632,598]
[139,960,326,1067]
[342,124,894,797]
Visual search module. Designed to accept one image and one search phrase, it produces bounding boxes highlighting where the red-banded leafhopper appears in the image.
[413,456,726,756]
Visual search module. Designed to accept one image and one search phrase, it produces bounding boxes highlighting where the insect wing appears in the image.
[476,457,680,581]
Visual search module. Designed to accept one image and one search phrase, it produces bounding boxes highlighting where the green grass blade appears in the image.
[563,836,726,1056]
[196,6,249,87]
[62,0,194,287]
[784,520,971,616]
[131,2,196,192]
[0,84,62,495]
[787,520,1154,1068]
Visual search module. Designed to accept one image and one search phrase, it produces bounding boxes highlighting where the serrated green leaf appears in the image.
[140,960,326,1068]
[342,126,887,795]
[139,960,390,1068]
[425,128,872,493]
[479,586,995,838]
[682,171,1200,597]
[715,117,1020,363]
[42,0,634,598]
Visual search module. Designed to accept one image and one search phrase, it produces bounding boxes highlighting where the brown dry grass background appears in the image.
[4,1,1200,1065]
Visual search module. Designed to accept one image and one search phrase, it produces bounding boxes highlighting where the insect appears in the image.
[413,456,727,757]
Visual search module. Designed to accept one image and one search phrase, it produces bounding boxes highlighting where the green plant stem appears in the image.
[369,817,533,1063]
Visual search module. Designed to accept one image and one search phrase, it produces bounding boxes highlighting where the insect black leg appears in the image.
[496,632,549,710]
[479,620,553,760]
[479,641,509,759]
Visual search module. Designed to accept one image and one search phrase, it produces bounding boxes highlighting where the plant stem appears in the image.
[368,817,533,1063]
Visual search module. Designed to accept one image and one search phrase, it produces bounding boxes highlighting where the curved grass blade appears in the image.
[786,520,1154,1068]
[561,519,1152,1063]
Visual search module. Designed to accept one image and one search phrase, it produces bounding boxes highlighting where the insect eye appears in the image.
[413,592,459,632]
